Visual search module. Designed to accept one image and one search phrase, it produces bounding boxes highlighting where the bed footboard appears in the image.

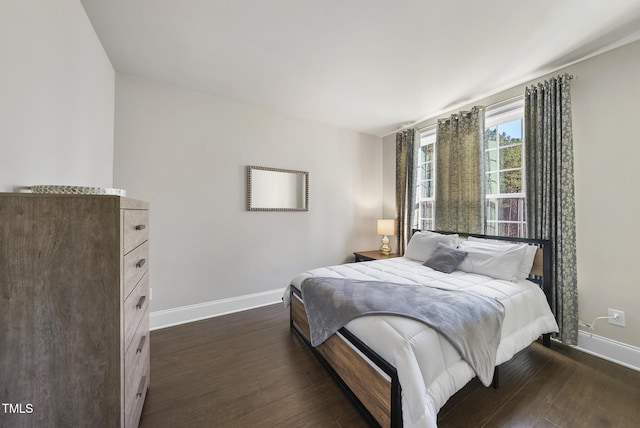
[290,288,402,428]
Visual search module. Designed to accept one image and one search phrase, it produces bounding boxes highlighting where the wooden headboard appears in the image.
[411,230,552,307]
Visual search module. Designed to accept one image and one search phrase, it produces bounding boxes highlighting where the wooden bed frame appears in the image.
[289,231,553,428]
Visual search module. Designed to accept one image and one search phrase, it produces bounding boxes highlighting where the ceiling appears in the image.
[80,0,640,137]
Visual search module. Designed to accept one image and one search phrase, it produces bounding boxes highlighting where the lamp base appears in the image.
[379,235,391,255]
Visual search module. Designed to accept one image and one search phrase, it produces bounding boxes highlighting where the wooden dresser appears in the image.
[0,194,150,427]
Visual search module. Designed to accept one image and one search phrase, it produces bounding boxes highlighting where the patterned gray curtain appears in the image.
[395,129,417,255]
[524,73,578,345]
[434,107,485,234]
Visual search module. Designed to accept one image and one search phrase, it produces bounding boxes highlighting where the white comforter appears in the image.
[284,257,559,428]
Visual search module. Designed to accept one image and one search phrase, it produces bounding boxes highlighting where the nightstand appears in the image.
[353,250,400,262]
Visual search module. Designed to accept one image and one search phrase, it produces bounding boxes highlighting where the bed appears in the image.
[283,231,559,428]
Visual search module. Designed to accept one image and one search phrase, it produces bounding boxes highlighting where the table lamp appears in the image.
[376,219,395,255]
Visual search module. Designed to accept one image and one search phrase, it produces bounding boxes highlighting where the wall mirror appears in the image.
[247,166,309,211]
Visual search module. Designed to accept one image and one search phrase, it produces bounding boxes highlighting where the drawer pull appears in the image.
[136,376,146,398]
[136,259,146,268]
[136,335,147,354]
[136,295,146,309]
[135,224,146,230]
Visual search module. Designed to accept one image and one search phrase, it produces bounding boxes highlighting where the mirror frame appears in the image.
[246,165,309,212]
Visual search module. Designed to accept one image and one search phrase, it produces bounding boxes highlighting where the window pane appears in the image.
[498,119,522,146]
[486,197,525,237]
[420,180,433,198]
[498,223,521,237]
[420,166,427,181]
[418,200,434,231]
[500,145,522,169]
[484,102,525,237]
[417,129,436,232]
[500,170,522,193]
[486,222,498,236]
[486,149,498,172]
[419,218,433,230]
[485,126,497,149]
[486,199,497,221]
[420,201,434,218]
[421,144,434,163]
[497,197,524,221]
[486,172,498,194]
[425,143,434,162]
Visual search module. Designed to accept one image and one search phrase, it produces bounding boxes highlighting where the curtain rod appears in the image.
[402,74,578,135]
[411,96,524,134]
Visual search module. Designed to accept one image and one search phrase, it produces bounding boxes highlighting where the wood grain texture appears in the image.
[291,293,310,338]
[123,241,149,299]
[123,209,149,254]
[292,291,391,426]
[353,251,400,262]
[139,304,370,428]
[0,195,121,427]
[124,273,150,354]
[531,247,544,277]
[138,304,640,428]
[0,194,150,428]
[124,315,150,428]
[317,334,391,427]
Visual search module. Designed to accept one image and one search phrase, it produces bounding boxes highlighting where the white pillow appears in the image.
[519,246,538,279]
[457,240,528,281]
[404,231,459,262]
[467,237,537,279]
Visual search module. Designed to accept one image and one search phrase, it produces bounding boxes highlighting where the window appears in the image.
[414,99,526,237]
[415,128,436,230]
[484,99,526,237]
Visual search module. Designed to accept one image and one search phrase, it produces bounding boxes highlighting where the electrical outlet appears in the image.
[608,308,625,327]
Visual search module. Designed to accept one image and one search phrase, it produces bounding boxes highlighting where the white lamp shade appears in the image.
[376,219,395,236]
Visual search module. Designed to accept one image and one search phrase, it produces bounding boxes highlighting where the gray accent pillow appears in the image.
[423,242,468,274]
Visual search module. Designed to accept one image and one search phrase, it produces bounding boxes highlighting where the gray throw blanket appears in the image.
[301,277,505,386]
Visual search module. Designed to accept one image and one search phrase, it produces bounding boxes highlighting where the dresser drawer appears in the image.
[123,210,149,255]
[124,315,150,428]
[123,241,149,299]
[123,272,149,353]
[125,371,148,428]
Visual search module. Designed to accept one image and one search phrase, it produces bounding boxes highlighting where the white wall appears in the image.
[383,40,640,349]
[114,73,382,314]
[0,0,115,191]
[570,40,640,349]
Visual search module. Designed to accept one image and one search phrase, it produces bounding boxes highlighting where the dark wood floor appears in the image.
[139,303,640,428]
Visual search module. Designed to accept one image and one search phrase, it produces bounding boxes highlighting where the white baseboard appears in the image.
[575,329,640,372]
[149,288,284,330]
